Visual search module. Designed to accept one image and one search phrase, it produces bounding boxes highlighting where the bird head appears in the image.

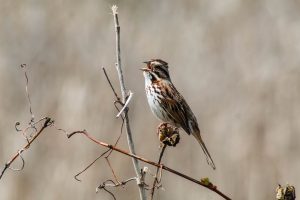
[140,59,170,82]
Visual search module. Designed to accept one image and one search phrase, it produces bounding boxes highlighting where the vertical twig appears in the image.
[150,145,167,200]
[111,5,146,200]
[20,64,34,124]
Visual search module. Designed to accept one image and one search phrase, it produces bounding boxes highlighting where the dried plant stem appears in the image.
[150,144,167,200]
[111,5,146,200]
[20,64,34,123]
[0,117,52,180]
[68,130,231,200]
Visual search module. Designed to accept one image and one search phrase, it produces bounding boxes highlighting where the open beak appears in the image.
[140,61,151,71]
[140,67,150,72]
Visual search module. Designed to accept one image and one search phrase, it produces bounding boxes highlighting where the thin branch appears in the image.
[0,117,52,180]
[150,144,167,200]
[20,64,34,124]
[106,109,124,158]
[102,187,116,200]
[67,130,231,200]
[16,117,48,142]
[105,157,120,184]
[111,5,146,200]
[74,149,111,182]
[97,177,137,189]
[8,149,25,171]
[102,67,121,101]
[96,177,137,200]
[111,5,126,99]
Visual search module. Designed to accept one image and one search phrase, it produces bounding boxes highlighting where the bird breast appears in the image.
[145,82,175,125]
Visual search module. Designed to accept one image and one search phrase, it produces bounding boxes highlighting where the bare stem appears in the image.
[20,64,34,123]
[150,145,167,200]
[74,149,111,182]
[111,5,146,200]
[102,67,120,101]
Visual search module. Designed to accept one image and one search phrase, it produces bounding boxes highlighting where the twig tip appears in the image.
[112,5,118,14]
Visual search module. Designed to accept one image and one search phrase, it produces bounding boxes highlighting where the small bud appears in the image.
[200,177,215,189]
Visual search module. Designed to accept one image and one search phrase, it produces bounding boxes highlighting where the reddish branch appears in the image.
[67,130,231,200]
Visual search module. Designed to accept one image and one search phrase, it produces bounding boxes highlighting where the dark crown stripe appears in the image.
[151,59,168,66]
[155,65,170,79]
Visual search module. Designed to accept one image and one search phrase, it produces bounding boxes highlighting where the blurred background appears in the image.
[0,0,299,199]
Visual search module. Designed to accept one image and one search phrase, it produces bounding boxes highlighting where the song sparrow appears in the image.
[141,59,216,169]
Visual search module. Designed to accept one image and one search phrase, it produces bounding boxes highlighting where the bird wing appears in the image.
[160,83,194,135]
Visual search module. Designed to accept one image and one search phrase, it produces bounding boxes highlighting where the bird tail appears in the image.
[192,131,216,170]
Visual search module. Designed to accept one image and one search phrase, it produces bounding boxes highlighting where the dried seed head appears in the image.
[157,123,180,147]
[276,184,296,200]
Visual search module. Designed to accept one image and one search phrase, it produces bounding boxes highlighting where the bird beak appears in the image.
[141,61,151,71]
[140,67,150,72]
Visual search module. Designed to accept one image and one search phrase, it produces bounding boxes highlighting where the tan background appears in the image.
[0,0,299,199]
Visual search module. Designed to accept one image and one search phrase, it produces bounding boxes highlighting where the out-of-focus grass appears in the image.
[0,0,299,199]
